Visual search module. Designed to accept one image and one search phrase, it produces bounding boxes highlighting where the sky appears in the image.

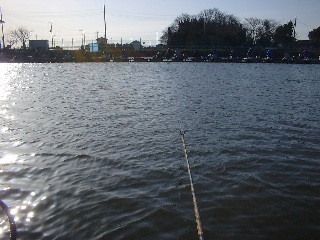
[0,0,319,48]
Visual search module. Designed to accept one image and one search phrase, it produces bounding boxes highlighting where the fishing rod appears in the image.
[179,122,204,240]
[0,200,17,240]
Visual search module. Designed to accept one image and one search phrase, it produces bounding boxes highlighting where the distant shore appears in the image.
[1,48,319,64]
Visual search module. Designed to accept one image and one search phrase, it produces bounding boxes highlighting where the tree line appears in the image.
[160,8,319,48]
[4,8,320,50]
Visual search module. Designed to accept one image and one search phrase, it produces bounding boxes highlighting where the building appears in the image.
[88,43,99,52]
[97,37,107,45]
[131,40,142,51]
[29,40,49,51]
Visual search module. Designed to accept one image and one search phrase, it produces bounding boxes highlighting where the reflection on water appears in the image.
[1,64,44,238]
[0,64,22,101]
[1,126,9,133]
[0,153,18,164]
[0,63,319,239]
[11,191,45,223]
[0,191,47,238]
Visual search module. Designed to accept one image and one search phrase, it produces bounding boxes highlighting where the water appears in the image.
[0,62,319,240]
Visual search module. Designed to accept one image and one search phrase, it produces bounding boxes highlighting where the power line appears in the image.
[4,8,175,20]
[4,9,101,14]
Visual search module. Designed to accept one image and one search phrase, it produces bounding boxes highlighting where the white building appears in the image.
[88,43,98,52]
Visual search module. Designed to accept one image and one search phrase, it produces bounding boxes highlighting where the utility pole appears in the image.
[51,23,53,48]
[79,30,85,49]
[104,3,107,42]
[48,21,53,48]
[294,17,297,38]
[0,8,5,49]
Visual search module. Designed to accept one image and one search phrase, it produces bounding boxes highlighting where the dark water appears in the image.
[0,62,319,240]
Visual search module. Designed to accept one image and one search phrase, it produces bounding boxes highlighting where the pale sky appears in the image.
[1,0,319,47]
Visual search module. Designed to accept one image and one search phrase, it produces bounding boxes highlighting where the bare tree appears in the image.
[8,27,31,49]
[244,18,262,45]
[244,18,279,46]
[6,31,18,48]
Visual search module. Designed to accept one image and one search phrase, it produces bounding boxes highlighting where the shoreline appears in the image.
[1,49,319,64]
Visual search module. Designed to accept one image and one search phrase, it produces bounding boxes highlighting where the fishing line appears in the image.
[179,122,204,240]
[0,200,17,240]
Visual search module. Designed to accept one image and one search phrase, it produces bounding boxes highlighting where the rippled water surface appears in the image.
[0,62,319,239]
